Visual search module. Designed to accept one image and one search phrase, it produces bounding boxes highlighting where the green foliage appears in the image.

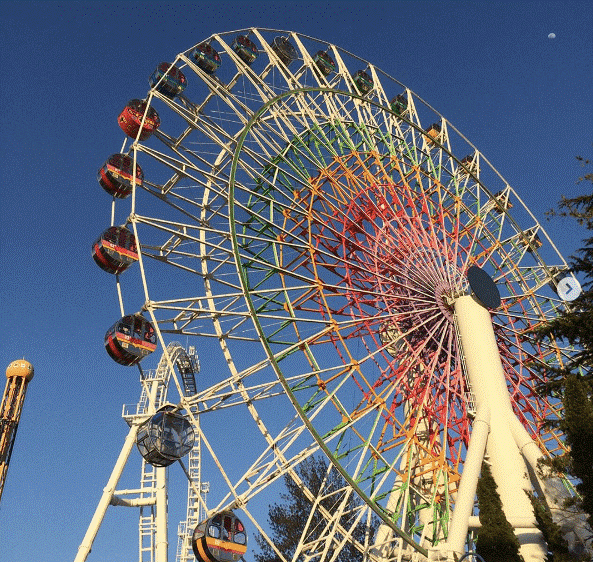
[254,456,376,562]
[562,375,593,528]
[535,155,593,381]
[532,155,593,522]
[531,153,593,554]
[528,492,585,561]
[475,462,524,562]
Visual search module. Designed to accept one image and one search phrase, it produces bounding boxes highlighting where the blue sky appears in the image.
[0,1,591,561]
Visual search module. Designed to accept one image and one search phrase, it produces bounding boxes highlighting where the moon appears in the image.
[548,33,556,39]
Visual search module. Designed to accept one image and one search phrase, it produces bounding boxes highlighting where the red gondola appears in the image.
[97,153,144,199]
[271,36,297,67]
[352,70,373,96]
[149,62,188,99]
[192,43,221,74]
[192,512,247,562]
[313,50,335,76]
[231,35,258,65]
[118,99,161,140]
[105,314,157,366]
[92,226,138,274]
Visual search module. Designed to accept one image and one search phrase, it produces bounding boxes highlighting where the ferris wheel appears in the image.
[81,28,587,562]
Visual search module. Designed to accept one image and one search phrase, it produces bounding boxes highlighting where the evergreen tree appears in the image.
[529,492,581,561]
[561,375,593,527]
[535,157,593,379]
[475,461,523,562]
[254,456,376,562]
[533,155,593,529]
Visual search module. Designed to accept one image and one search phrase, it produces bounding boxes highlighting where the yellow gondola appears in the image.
[192,511,247,562]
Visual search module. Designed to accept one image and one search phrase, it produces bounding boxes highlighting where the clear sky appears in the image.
[0,1,591,561]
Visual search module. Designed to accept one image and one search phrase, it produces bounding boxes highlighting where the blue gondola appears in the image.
[192,512,247,562]
[231,35,258,65]
[92,225,138,274]
[97,153,144,199]
[192,43,221,74]
[271,36,297,67]
[149,62,188,99]
[105,314,157,366]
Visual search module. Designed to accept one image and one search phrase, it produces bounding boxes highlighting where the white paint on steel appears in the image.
[445,407,490,558]
[155,466,168,562]
[74,423,142,562]
[454,295,547,562]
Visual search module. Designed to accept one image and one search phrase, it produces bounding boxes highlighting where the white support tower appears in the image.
[130,367,171,562]
[74,344,201,562]
[446,294,546,562]
[176,345,208,562]
[176,444,209,562]
[74,367,168,562]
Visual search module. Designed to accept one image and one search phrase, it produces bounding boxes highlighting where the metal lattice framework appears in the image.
[85,28,583,562]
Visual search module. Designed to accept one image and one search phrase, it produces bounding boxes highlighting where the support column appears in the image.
[74,423,140,562]
[155,465,168,562]
[454,295,546,562]
[446,407,490,557]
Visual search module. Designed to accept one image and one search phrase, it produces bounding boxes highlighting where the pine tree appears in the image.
[254,456,376,562]
[533,155,593,529]
[475,461,523,562]
[535,155,593,380]
[561,375,593,527]
[529,492,578,561]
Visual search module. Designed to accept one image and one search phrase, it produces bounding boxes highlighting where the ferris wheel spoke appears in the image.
[204,417,321,509]
[135,144,211,186]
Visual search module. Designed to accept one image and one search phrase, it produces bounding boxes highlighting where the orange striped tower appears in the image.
[0,359,34,503]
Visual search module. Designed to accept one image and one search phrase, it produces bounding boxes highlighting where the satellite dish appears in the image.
[556,276,581,301]
[467,266,501,309]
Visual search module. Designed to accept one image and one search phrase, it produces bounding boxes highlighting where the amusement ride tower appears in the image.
[0,359,34,503]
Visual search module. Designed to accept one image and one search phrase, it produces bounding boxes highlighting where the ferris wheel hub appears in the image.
[434,279,464,323]
[467,265,501,309]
